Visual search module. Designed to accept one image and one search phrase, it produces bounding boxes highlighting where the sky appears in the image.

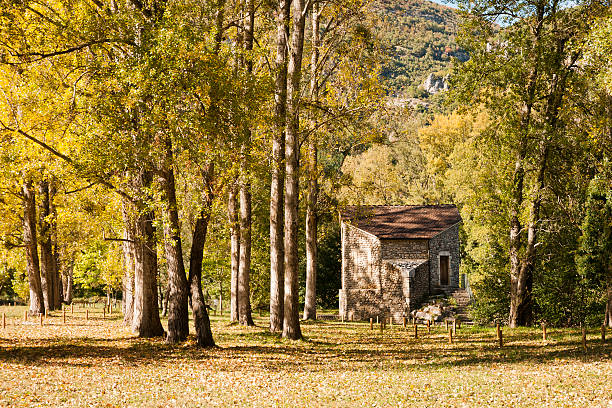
[428,0,458,8]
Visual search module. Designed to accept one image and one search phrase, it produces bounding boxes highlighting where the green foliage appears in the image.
[73,241,122,297]
[0,263,14,300]
[316,224,342,309]
[11,271,29,303]
[575,172,612,324]
[373,0,464,95]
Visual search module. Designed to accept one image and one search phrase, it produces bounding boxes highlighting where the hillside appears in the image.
[373,0,466,97]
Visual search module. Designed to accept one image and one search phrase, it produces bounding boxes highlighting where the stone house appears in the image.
[339,205,462,322]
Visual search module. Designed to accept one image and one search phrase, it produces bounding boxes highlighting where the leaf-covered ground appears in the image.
[0,305,610,407]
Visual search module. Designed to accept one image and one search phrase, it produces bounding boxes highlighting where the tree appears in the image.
[282,0,311,340]
[269,0,290,333]
[454,0,603,327]
[23,180,45,315]
[303,2,321,321]
[237,0,256,327]
[577,175,612,328]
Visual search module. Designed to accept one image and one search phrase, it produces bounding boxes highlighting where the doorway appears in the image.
[440,255,450,286]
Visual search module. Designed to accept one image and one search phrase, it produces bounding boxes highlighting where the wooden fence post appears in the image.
[427,319,431,333]
[103,307,106,318]
[496,323,503,348]
[71,303,74,315]
[582,327,587,352]
[86,309,89,321]
[63,308,66,324]
[448,327,453,344]
[414,324,418,339]
[389,317,393,328]
[403,317,407,329]
[602,324,606,344]
[370,318,373,330]
[23,310,27,322]
[542,323,547,342]
[457,319,461,329]
[379,321,383,334]
[40,313,43,326]
[445,320,448,330]
[452,320,457,336]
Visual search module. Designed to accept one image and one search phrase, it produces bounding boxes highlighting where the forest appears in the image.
[1,0,611,353]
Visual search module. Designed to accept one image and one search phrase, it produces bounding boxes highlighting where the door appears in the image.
[440,255,450,286]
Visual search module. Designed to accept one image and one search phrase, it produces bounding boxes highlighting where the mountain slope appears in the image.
[372,0,466,97]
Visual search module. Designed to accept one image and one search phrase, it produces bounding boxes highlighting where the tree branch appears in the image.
[0,121,135,203]
[3,39,135,65]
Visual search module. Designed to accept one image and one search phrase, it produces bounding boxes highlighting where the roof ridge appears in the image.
[340,204,462,239]
[343,204,457,208]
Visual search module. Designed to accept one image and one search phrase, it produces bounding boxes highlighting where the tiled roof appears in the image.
[341,205,461,239]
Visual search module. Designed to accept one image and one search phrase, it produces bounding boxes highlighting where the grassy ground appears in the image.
[0,305,611,407]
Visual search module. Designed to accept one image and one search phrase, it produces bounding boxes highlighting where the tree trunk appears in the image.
[606,278,612,328]
[49,182,61,308]
[283,0,308,340]
[269,0,290,333]
[238,168,254,326]
[23,180,44,316]
[235,0,255,327]
[303,4,320,321]
[188,164,216,347]
[130,172,164,337]
[38,179,56,310]
[508,9,543,328]
[63,264,73,304]
[160,143,190,344]
[161,284,169,317]
[229,183,240,322]
[121,203,136,326]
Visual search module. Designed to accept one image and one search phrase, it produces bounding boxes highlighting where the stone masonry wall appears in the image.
[428,223,461,288]
[407,262,430,312]
[380,239,428,260]
[340,223,384,320]
[340,221,461,321]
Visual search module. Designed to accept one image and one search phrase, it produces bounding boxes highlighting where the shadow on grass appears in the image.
[0,326,609,371]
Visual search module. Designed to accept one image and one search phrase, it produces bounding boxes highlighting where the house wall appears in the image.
[428,223,461,288]
[340,221,461,322]
[380,239,428,260]
[340,223,431,322]
[381,261,429,322]
[340,223,383,320]
[406,262,430,311]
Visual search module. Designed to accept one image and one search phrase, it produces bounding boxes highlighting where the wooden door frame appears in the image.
[438,251,451,286]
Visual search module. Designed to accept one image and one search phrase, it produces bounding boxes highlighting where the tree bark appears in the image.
[269,0,290,333]
[49,182,61,308]
[188,164,216,347]
[38,179,56,310]
[23,180,44,316]
[508,6,544,328]
[606,277,612,328]
[121,202,136,326]
[283,0,308,340]
[130,172,164,337]
[229,183,240,322]
[303,4,320,321]
[238,164,254,325]
[63,264,73,304]
[235,0,255,327]
[160,141,190,344]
